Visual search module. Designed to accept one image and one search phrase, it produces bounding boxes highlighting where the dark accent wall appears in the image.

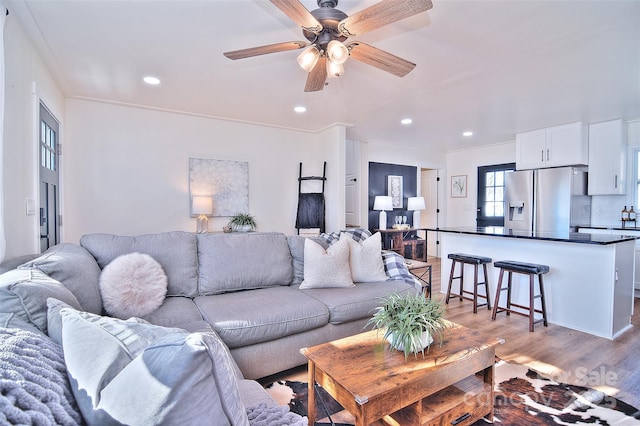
[368,162,417,231]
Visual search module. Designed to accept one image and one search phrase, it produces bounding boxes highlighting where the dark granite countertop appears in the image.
[426,226,637,245]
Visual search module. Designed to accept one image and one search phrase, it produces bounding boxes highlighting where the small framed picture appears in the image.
[451,175,467,198]
[387,175,403,208]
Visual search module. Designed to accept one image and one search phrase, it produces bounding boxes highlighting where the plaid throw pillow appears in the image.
[382,250,422,291]
[319,228,372,246]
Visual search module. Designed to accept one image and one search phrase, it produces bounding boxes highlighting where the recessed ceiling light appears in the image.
[143,76,161,85]
[294,106,307,113]
[401,118,412,125]
[463,131,473,137]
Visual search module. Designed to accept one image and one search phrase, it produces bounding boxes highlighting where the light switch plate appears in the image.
[26,198,36,215]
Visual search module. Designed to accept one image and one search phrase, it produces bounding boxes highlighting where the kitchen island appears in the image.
[430,227,636,339]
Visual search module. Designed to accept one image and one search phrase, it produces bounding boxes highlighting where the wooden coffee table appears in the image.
[301,321,499,426]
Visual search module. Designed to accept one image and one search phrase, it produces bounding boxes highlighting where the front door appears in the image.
[39,103,60,252]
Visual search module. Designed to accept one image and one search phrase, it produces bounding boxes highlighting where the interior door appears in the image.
[421,169,438,256]
[39,103,61,252]
[345,139,360,227]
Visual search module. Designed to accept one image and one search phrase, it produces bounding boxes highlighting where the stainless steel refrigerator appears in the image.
[504,167,591,233]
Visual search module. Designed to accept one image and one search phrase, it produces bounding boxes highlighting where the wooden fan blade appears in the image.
[223,41,308,60]
[305,56,327,92]
[338,0,432,37]
[347,42,416,77]
[270,0,323,34]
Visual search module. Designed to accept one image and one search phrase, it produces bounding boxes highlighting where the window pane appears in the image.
[41,122,46,143]
[485,202,495,216]
[486,187,495,201]
[495,202,504,216]
[495,187,504,201]
[496,171,504,186]
[486,172,494,187]
[41,146,46,167]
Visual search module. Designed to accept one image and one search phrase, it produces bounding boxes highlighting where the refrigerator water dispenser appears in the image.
[508,201,526,221]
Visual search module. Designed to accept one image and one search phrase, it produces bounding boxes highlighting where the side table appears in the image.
[406,259,432,297]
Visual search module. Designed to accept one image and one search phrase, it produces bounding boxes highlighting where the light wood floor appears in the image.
[270,256,640,413]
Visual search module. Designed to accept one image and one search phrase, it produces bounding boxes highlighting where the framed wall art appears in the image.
[451,175,467,198]
[189,158,249,216]
[387,175,403,208]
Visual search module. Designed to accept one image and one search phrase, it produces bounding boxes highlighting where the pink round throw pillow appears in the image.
[99,252,168,319]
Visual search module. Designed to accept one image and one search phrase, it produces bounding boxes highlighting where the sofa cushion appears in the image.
[80,231,199,297]
[0,269,82,334]
[197,232,294,295]
[99,252,168,319]
[300,238,354,289]
[300,280,417,324]
[194,286,329,349]
[341,232,388,283]
[287,235,328,285]
[59,307,249,426]
[0,327,83,425]
[19,243,103,314]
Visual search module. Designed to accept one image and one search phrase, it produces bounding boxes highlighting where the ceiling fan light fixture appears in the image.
[327,40,349,65]
[327,60,344,78]
[297,45,320,72]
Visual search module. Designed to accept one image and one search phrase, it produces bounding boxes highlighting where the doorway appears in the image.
[420,169,440,257]
[39,103,61,252]
[476,163,515,227]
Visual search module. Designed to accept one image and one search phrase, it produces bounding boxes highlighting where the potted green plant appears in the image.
[366,292,449,359]
[227,212,257,232]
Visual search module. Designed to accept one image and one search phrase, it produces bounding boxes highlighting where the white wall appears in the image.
[3,16,65,258]
[62,99,348,243]
[445,141,516,227]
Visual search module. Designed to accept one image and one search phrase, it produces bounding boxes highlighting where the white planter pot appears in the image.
[386,331,433,353]
[233,224,252,232]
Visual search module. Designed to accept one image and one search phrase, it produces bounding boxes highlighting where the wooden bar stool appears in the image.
[445,253,492,313]
[491,260,549,332]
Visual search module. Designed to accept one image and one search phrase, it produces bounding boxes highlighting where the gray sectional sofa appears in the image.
[0,230,418,425]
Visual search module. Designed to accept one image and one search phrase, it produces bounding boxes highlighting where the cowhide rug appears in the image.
[265,360,640,425]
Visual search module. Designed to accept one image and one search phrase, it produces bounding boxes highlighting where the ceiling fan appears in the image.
[223,0,433,92]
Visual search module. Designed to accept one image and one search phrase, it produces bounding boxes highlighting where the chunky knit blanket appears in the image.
[246,403,307,426]
[0,327,83,425]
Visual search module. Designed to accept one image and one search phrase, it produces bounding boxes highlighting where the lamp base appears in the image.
[378,210,387,230]
[196,215,209,234]
[413,211,421,228]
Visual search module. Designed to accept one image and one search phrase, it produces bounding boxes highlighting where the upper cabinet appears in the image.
[516,122,588,170]
[588,119,626,195]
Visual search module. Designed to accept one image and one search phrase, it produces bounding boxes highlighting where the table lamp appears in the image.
[192,196,213,234]
[408,196,426,228]
[373,196,393,230]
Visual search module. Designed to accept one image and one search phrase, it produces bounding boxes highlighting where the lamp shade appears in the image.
[373,196,393,211]
[408,196,426,211]
[192,196,213,216]
[327,40,349,65]
[297,45,320,72]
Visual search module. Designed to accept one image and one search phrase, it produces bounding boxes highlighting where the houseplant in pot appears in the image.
[227,212,257,232]
[366,292,448,359]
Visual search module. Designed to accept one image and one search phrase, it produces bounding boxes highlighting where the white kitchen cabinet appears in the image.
[516,122,588,170]
[588,119,626,195]
[580,227,640,293]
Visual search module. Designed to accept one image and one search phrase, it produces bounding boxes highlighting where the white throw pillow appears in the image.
[99,252,167,319]
[341,232,388,283]
[59,308,249,426]
[300,238,354,289]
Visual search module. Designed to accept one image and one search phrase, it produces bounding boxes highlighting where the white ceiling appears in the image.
[7,0,640,152]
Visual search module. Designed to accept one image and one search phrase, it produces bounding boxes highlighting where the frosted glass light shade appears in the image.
[327,40,349,65]
[297,45,320,72]
[327,60,344,78]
